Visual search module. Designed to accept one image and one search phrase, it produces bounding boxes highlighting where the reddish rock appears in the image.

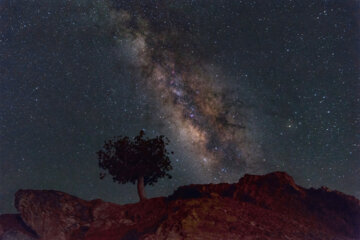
[164,172,360,240]
[14,190,168,240]
[0,171,358,240]
[0,214,38,239]
[15,190,93,240]
[84,197,168,240]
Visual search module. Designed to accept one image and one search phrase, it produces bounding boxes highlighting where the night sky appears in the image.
[1,0,359,213]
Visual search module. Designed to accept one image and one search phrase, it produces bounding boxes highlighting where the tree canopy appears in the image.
[97,130,173,187]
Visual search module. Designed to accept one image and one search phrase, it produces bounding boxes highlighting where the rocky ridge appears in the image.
[0,172,359,240]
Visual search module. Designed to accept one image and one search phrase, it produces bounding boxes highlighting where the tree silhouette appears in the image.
[96,130,173,201]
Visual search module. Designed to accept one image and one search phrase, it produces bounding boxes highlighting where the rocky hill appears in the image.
[0,172,359,240]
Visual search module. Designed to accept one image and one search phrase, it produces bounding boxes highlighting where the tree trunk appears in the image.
[137,176,147,201]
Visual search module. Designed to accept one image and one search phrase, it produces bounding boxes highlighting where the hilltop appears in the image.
[0,172,359,240]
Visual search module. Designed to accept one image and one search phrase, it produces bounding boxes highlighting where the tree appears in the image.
[96,130,173,201]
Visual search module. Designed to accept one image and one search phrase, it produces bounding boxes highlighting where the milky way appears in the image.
[108,6,264,180]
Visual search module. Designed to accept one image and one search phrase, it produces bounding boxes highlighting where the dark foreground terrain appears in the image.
[0,172,359,240]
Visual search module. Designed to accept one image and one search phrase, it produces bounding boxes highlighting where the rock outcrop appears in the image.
[1,172,359,240]
[0,214,37,240]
